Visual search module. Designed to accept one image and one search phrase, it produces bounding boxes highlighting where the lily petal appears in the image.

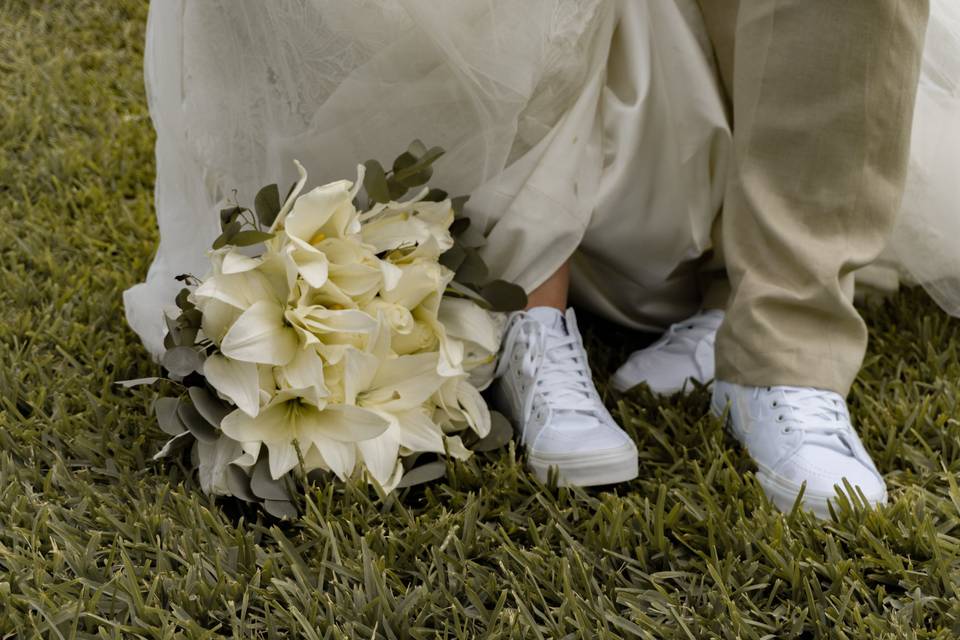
[356,428,401,489]
[204,354,261,417]
[221,300,298,366]
[395,409,446,454]
[298,403,390,444]
[276,346,329,406]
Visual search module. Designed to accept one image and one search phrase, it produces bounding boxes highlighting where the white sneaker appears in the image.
[612,310,724,395]
[494,307,639,486]
[712,380,888,518]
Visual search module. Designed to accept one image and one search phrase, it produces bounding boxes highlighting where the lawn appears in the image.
[2,2,960,638]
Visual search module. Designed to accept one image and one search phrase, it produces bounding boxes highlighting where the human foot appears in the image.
[612,310,724,394]
[494,307,638,486]
[712,380,888,518]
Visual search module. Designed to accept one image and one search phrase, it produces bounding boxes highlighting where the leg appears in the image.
[715,0,929,396]
[494,260,638,486]
[704,0,929,518]
[526,262,570,311]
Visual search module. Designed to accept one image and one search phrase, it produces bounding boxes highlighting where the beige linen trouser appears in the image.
[696,0,930,396]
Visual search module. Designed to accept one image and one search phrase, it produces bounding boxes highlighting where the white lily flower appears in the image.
[438,296,504,388]
[182,162,509,497]
[380,261,451,311]
[221,300,299,366]
[274,344,329,407]
[204,354,261,417]
[301,440,357,480]
[220,388,389,479]
[197,298,242,346]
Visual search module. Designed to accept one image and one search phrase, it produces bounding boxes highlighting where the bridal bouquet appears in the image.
[124,142,523,517]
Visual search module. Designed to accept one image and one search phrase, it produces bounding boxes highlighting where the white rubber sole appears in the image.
[756,469,888,520]
[527,444,639,487]
[712,393,888,519]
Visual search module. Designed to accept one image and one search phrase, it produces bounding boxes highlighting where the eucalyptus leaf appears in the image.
[386,177,408,201]
[154,397,185,436]
[219,206,244,230]
[177,327,198,348]
[440,243,467,272]
[251,457,290,501]
[178,400,219,443]
[407,139,428,157]
[456,247,489,286]
[212,220,242,250]
[254,183,281,228]
[423,188,448,202]
[480,280,528,312]
[263,499,298,520]
[153,431,192,460]
[162,346,203,377]
[392,151,418,174]
[225,465,258,503]
[115,377,161,388]
[164,313,180,345]
[229,230,275,247]
[449,217,470,237]
[397,167,432,188]
[393,147,444,183]
[188,386,231,428]
[175,288,194,311]
[178,308,202,329]
[363,159,391,204]
[451,195,469,216]
[396,460,447,489]
[471,411,514,452]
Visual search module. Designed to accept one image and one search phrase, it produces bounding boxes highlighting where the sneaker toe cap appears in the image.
[530,415,636,457]
[778,447,887,504]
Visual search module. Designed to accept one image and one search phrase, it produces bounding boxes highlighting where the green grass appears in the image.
[2,2,960,637]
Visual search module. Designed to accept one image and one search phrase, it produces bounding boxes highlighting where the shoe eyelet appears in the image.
[777,415,785,422]
[772,401,778,408]
[781,426,792,434]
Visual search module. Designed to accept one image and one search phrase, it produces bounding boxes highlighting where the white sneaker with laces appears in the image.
[612,310,724,395]
[494,307,639,486]
[712,380,888,518]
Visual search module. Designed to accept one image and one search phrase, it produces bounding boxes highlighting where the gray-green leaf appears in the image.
[212,220,243,250]
[471,411,514,452]
[115,377,161,388]
[154,397,185,436]
[161,346,203,377]
[254,183,281,228]
[226,465,258,503]
[229,230,275,247]
[263,499,298,520]
[188,386,231,428]
[178,401,219,443]
[363,159,391,204]
[456,248,489,286]
[251,457,290,501]
[396,460,447,488]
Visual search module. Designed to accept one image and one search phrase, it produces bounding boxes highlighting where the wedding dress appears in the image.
[124,0,960,360]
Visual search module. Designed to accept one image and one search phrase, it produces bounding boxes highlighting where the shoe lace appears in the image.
[496,314,598,425]
[768,387,852,439]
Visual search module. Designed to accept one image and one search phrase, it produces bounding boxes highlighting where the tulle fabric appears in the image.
[125,0,729,358]
[125,0,960,360]
[888,0,960,315]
